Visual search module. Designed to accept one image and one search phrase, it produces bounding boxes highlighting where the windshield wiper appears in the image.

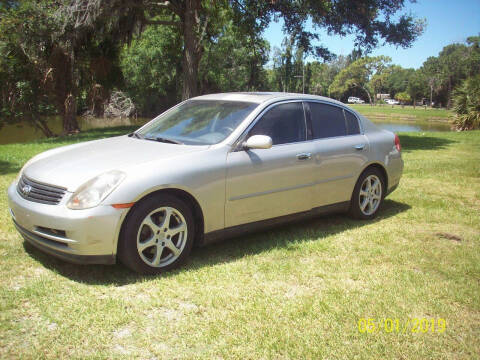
[144,136,184,145]
[128,132,143,139]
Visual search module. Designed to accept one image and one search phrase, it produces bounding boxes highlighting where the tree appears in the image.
[438,44,472,109]
[270,47,288,92]
[407,70,426,108]
[121,6,270,115]
[269,37,295,92]
[369,65,393,105]
[346,48,364,66]
[453,75,480,130]
[420,36,480,108]
[0,40,57,136]
[384,65,411,98]
[465,35,480,77]
[329,56,391,104]
[69,0,424,99]
[0,0,137,134]
[269,36,309,93]
[63,0,222,101]
[0,1,62,136]
[307,61,340,96]
[420,57,441,106]
[1,0,425,136]
[199,18,269,94]
[395,91,411,106]
[120,25,183,116]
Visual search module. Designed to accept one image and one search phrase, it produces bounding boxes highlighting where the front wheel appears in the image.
[118,195,195,274]
[349,168,385,220]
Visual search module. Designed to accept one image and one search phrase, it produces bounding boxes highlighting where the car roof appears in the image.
[191,92,346,107]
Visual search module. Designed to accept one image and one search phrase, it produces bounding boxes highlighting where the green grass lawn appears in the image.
[0,128,479,359]
[349,104,454,122]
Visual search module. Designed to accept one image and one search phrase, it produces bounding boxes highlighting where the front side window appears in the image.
[309,102,347,139]
[137,100,258,145]
[248,102,306,145]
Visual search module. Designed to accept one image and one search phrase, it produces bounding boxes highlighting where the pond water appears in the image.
[369,117,452,133]
[0,116,149,145]
[0,114,452,145]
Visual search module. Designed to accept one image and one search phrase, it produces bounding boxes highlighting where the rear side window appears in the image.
[345,110,360,135]
[249,102,306,145]
[309,102,347,139]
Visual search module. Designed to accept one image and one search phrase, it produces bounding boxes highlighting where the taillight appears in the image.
[394,134,401,152]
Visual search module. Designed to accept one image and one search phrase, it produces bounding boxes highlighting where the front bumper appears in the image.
[7,181,127,264]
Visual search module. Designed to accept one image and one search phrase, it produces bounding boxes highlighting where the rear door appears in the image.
[225,101,315,227]
[306,102,369,207]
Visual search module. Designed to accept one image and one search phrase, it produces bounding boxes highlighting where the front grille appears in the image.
[17,175,66,205]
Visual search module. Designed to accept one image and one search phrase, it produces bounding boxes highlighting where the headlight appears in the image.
[67,170,126,210]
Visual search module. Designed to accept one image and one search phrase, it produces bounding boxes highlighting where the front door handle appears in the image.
[296,153,312,160]
[354,144,366,150]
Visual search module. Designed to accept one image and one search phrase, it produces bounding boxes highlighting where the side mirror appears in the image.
[243,135,273,150]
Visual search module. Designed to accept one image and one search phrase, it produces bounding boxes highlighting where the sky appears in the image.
[263,0,480,69]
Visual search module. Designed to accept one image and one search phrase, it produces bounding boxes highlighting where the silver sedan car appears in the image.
[8,93,403,274]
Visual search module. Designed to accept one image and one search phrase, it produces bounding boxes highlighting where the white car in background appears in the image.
[385,99,399,105]
[347,97,365,104]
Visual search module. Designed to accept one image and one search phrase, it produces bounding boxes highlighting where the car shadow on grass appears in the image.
[0,160,20,175]
[398,134,455,152]
[23,199,411,285]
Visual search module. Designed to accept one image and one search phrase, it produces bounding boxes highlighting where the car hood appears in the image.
[24,136,209,191]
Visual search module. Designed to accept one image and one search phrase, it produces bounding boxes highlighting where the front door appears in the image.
[225,101,315,228]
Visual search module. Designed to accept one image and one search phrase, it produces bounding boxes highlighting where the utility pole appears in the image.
[302,63,305,94]
[293,51,306,93]
[293,74,304,93]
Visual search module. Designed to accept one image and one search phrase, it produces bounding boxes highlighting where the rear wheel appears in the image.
[118,195,194,274]
[349,168,385,220]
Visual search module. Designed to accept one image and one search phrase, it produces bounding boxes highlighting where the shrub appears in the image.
[453,75,480,131]
[395,91,411,105]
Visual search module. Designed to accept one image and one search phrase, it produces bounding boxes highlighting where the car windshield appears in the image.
[136,100,258,145]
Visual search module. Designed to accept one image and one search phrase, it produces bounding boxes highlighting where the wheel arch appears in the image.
[348,162,387,219]
[117,187,206,253]
[358,162,388,192]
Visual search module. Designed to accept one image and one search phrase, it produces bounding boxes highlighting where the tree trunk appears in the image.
[33,118,55,138]
[90,84,107,117]
[64,47,80,134]
[49,45,80,134]
[447,76,452,109]
[430,84,433,107]
[63,93,79,134]
[359,84,372,105]
[28,102,55,137]
[413,96,416,109]
[181,0,202,100]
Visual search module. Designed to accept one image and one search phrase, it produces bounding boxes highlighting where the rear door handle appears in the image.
[296,153,312,160]
[354,144,366,150]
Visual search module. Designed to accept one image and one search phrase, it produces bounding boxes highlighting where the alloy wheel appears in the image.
[136,206,188,267]
[359,174,382,216]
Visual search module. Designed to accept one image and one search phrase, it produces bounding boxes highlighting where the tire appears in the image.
[118,194,195,274]
[349,167,385,220]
